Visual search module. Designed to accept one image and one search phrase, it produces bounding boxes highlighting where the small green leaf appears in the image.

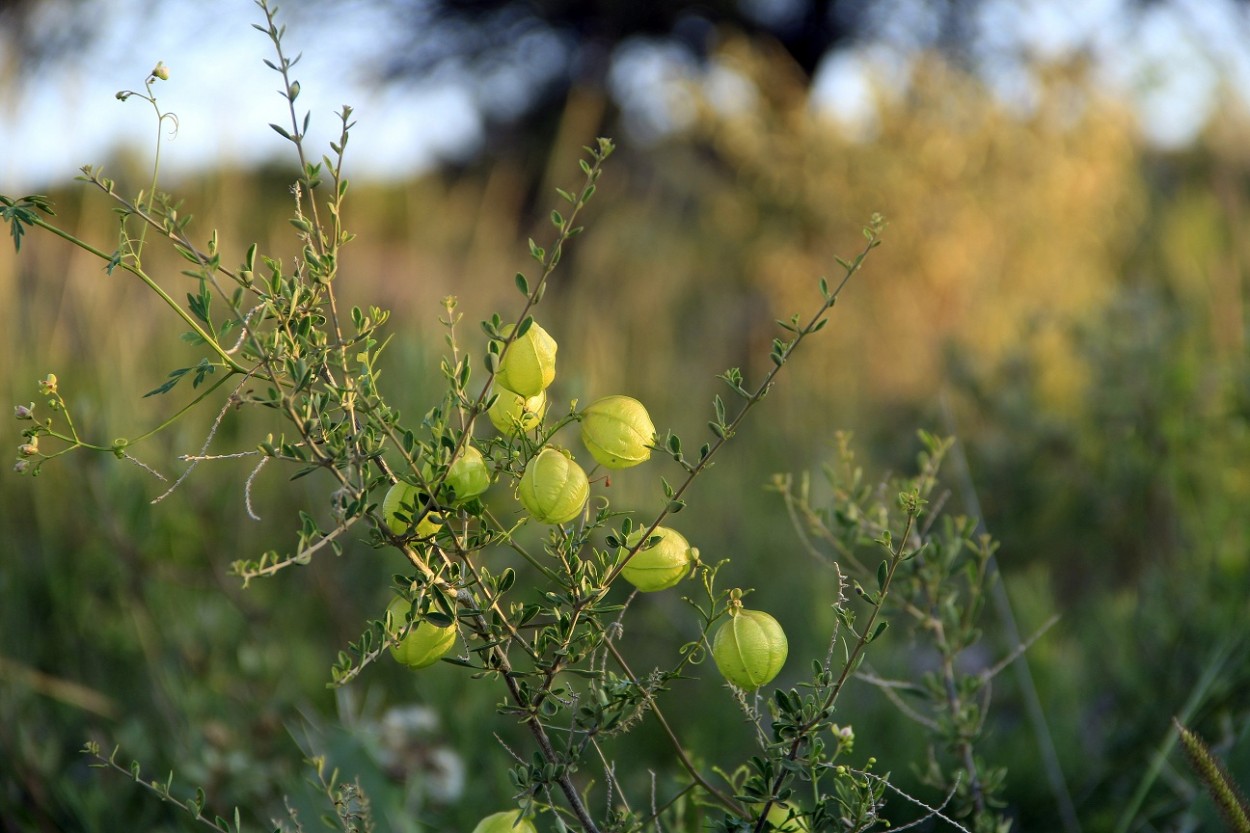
[144,367,189,397]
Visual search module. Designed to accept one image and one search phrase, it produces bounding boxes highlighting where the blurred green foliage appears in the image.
[2,33,1249,833]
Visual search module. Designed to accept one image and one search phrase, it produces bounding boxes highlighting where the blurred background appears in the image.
[2,0,1250,831]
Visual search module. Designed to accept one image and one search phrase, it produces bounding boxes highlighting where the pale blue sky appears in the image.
[3,0,1248,191]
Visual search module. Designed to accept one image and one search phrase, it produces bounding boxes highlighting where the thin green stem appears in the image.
[133,82,167,264]
[30,217,248,374]
[602,229,880,592]
[599,632,744,816]
[1113,635,1242,833]
[752,508,915,833]
[129,373,236,443]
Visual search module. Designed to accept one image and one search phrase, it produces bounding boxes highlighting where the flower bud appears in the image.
[620,526,695,592]
[495,322,556,397]
[711,608,788,690]
[471,811,537,833]
[382,481,442,538]
[18,440,38,457]
[13,459,30,474]
[14,404,34,420]
[488,386,547,434]
[151,62,170,81]
[386,596,457,669]
[518,447,589,525]
[580,395,656,469]
[446,445,490,504]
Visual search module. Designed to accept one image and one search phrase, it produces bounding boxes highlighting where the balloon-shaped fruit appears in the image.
[382,481,442,537]
[471,811,537,833]
[518,447,589,525]
[712,607,788,690]
[619,526,695,592]
[580,395,656,469]
[446,445,491,503]
[496,321,557,397]
[488,386,548,434]
[386,596,457,669]
[756,802,808,833]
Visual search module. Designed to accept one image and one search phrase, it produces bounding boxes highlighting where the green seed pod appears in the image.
[753,802,808,833]
[382,481,442,537]
[580,395,656,469]
[496,322,557,397]
[488,386,548,434]
[620,526,695,592]
[518,447,589,525]
[471,811,537,833]
[711,608,788,690]
[386,596,457,669]
[446,445,491,503]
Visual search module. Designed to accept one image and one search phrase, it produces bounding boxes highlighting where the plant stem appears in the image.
[752,508,915,833]
[600,634,744,816]
[30,216,248,374]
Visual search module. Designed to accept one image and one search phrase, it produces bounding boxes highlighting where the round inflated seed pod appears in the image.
[496,322,557,397]
[381,481,442,537]
[620,526,694,592]
[580,395,656,469]
[756,802,808,833]
[386,596,457,669]
[446,445,491,503]
[518,447,589,525]
[471,811,537,833]
[488,386,548,434]
[711,608,788,690]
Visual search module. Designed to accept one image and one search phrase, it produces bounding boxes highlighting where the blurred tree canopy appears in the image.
[5,0,1250,164]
